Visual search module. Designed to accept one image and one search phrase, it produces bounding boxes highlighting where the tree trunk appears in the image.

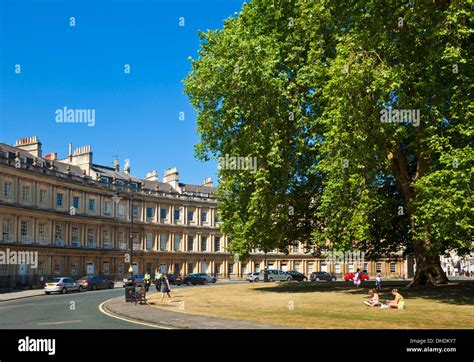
[387,145,449,288]
[408,237,449,287]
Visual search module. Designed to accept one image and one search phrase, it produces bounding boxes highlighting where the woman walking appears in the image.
[160,273,173,303]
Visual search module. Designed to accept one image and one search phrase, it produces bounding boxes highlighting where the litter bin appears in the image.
[124,279,136,302]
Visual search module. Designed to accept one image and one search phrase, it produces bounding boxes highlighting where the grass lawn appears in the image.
[148,280,474,329]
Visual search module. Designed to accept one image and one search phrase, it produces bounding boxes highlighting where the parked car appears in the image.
[248,270,292,282]
[183,274,207,285]
[195,273,217,283]
[286,270,308,282]
[310,271,337,282]
[78,276,114,290]
[44,277,83,294]
[344,272,370,282]
[122,274,145,287]
[167,273,184,285]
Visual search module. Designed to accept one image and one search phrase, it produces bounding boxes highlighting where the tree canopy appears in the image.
[184,0,473,286]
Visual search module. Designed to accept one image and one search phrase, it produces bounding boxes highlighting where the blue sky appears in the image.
[0,0,245,185]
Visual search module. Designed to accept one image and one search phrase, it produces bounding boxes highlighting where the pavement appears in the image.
[102,294,290,329]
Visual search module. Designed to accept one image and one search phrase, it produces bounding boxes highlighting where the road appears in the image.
[0,280,246,329]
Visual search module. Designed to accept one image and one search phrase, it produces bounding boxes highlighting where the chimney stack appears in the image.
[202,177,213,187]
[163,167,179,190]
[113,159,120,172]
[124,159,131,175]
[146,170,158,181]
[15,136,42,158]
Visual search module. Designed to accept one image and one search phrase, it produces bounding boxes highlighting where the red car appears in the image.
[344,272,369,282]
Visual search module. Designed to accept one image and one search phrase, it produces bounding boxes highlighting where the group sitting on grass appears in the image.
[364,288,405,309]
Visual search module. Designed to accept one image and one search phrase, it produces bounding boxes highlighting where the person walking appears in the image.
[144,272,151,292]
[160,273,173,303]
[154,271,162,292]
[353,268,361,288]
[375,273,382,292]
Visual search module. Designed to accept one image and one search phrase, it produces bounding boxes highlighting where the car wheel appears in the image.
[92,284,97,291]
[45,291,50,295]
[331,277,336,281]
[78,286,83,292]
[254,278,259,282]
[286,277,291,282]
[62,287,67,294]
[203,279,207,284]
[268,277,274,282]
[303,277,308,282]
[316,277,320,282]
[187,281,192,286]
[212,278,216,283]
[109,283,114,289]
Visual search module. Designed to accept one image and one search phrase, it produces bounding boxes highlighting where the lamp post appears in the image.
[113,181,135,280]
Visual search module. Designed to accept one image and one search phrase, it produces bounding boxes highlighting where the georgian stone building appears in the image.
[0,136,408,289]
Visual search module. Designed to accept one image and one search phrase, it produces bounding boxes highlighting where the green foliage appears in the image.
[184,0,473,262]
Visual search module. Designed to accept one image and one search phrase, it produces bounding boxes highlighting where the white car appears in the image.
[44,277,83,294]
[248,270,292,282]
[195,273,217,283]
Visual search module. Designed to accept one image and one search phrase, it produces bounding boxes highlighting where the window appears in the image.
[73,196,79,209]
[39,190,47,205]
[215,212,219,223]
[376,263,382,273]
[71,227,80,245]
[160,233,168,251]
[103,262,110,274]
[88,199,95,211]
[3,181,12,198]
[118,204,126,217]
[201,236,207,251]
[363,263,368,273]
[174,209,180,221]
[390,262,396,273]
[228,263,234,274]
[160,208,167,220]
[174,234,181,251]
[348,263,354,273]
[293,243,300,253]
[38,223,46,239]
[21,186,30,202]
[188,263,194,273]
[214,236,221,252]
[118,263,124,275]
[132,206,139,218]
[187,235,194,251]
[71,262,78,276]
[55,225,63,243]
[117,231,125,248]
[2,219,11,241]
[242,263,247,274]
[173,263,180,273]
[146,233,153,250]
[187,211,194,221]
[146,207,153,219]
[56,193,63,207]
[335,263,341,274]
[21,221,29,240]
[102,229,110,247]
[307,263,313,274]
[104,201,111,214]
[87,229,95,246]
[54,261,62,276]
[255,264,260,273]
[215,263,221,274]
[201,211,207,223]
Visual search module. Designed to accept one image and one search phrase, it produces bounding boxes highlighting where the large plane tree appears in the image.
[184,0,473,287]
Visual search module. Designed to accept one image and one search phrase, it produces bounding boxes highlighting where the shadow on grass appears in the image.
[252,280,474,306]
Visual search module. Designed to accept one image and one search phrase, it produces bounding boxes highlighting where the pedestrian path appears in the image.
[103,296,292,329]
[0,288,44,302]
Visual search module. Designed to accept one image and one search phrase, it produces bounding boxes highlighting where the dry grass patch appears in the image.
[148,281,474,329]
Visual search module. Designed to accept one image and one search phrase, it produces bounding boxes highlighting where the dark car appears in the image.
[183,274,207,285]
[287,270,308,282]
[310,271,337,282]
[78,276,115,290]
[167,273,184,285]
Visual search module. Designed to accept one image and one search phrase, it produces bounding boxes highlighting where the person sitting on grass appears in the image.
[387,288,405,309]
[364,288,380,307]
